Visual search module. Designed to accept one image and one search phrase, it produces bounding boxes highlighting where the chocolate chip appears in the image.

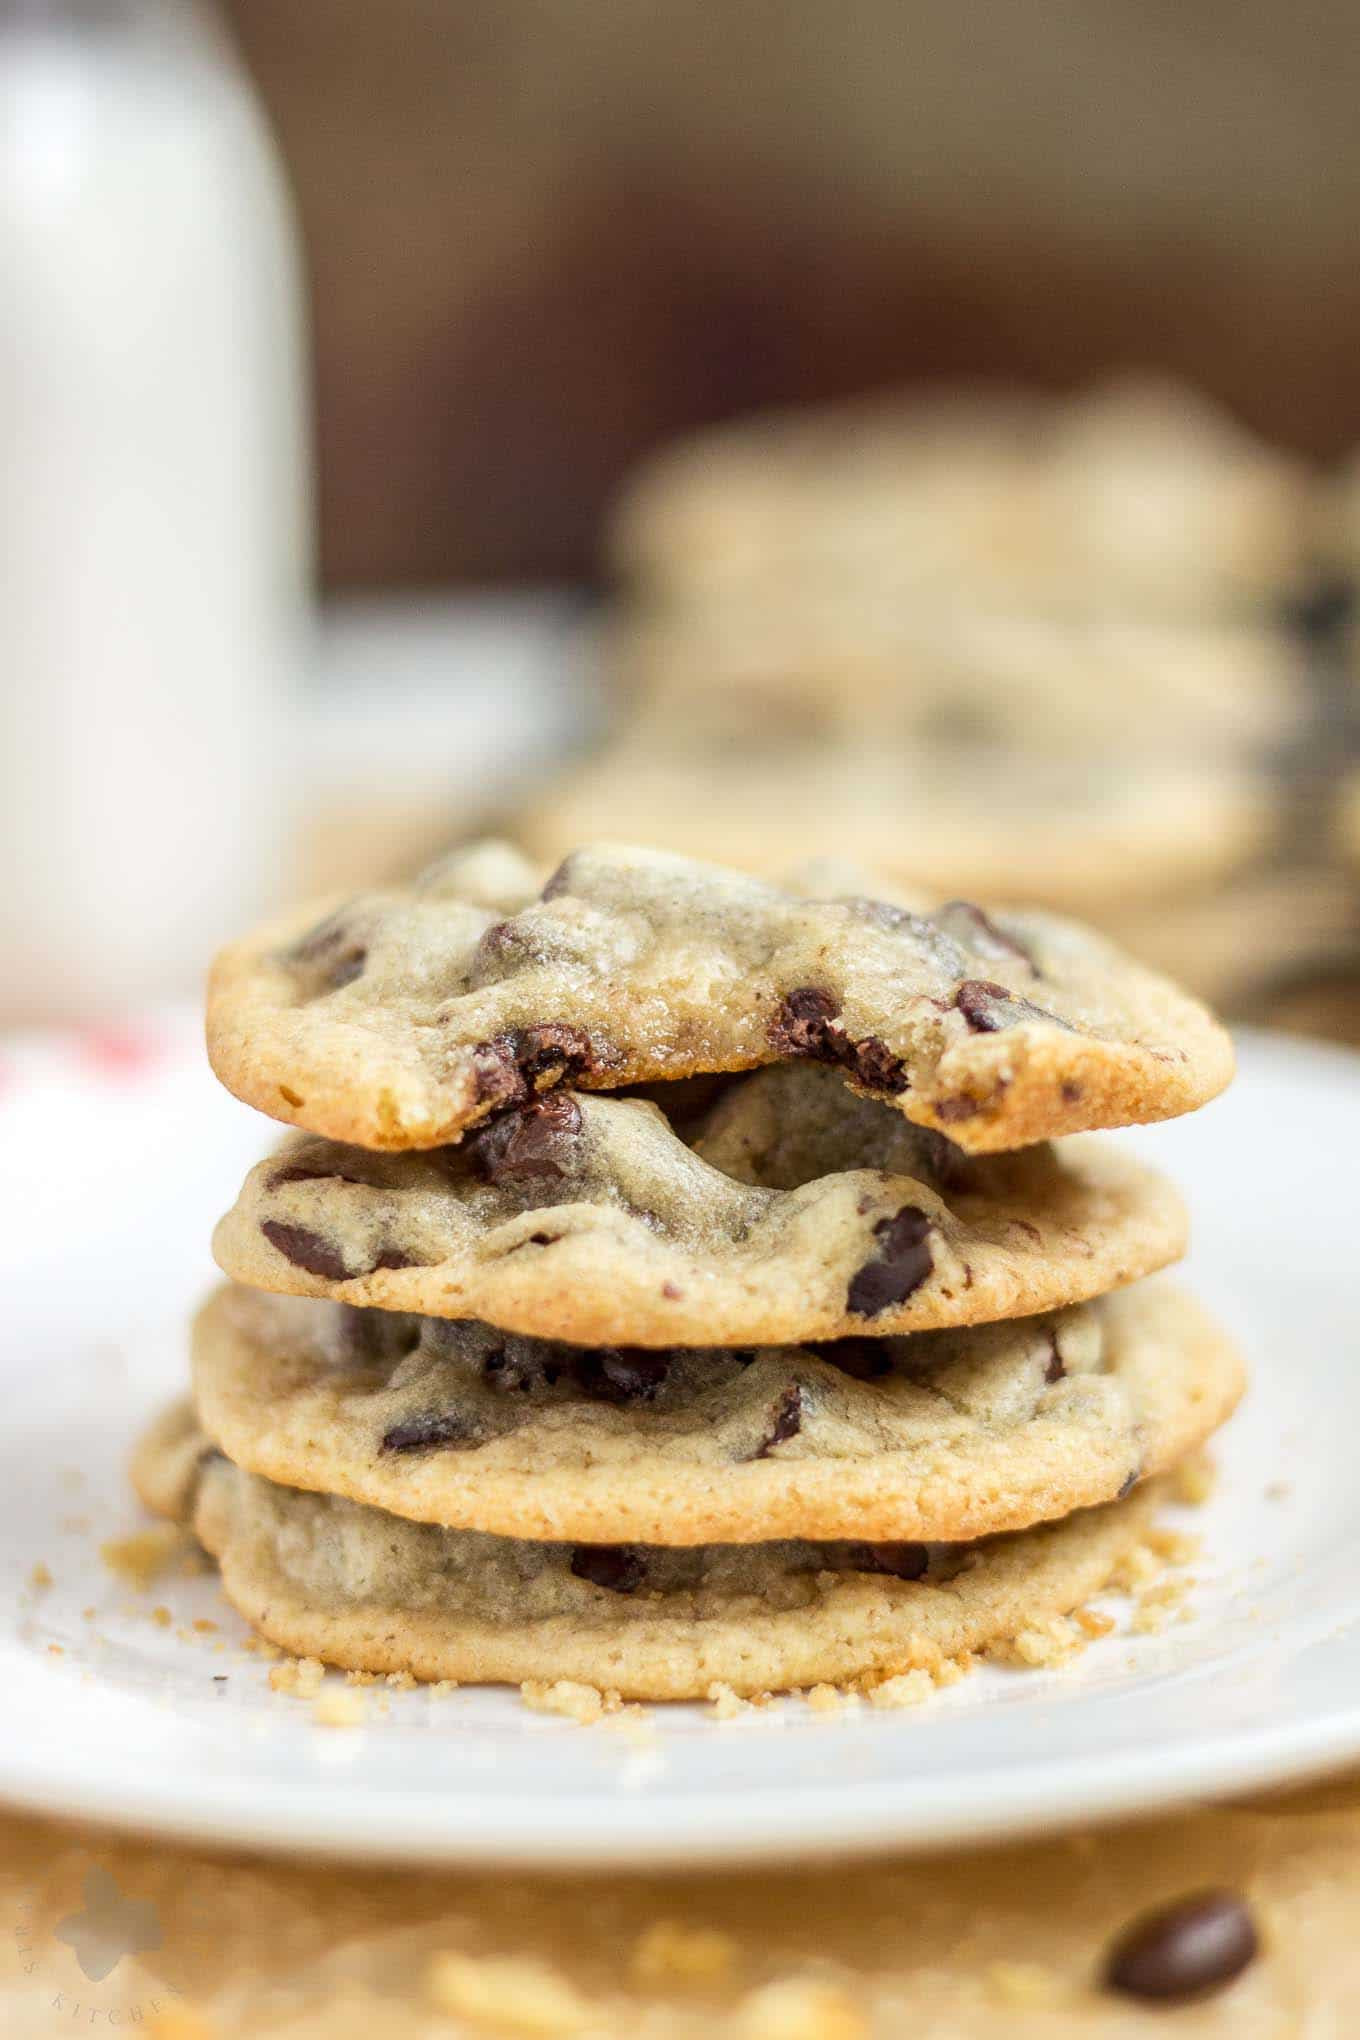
[285,907,368,993]
[954,980,1066,1035]
[517,1023,595,1086]
[752,1384,803,1458]
[262,1221,419,1282]
[470,1037,526,1109]
[266,1160,373,1190]
[1280,572,1355,649]
[470,1024,599,1111]
[1044,1330,1064,1383]
[379,1411,474,1453]
[847,1207,933,1317]
[769,990,909,1097]
[821,1338,892,1381]
[1104,1891,1258,2002]
[930,900,1036,970]
[470,1092,584,1185]
[769,986,841,1057]
[577,1347,671,1404]
[1116,1467,1141,1499]
[482,1345,565,1394]
[539,854,580,900]
[849,1035,910,1094]
[844,1542,930,1580]
[260,1221,354,1282]
[570,1544,647,1593]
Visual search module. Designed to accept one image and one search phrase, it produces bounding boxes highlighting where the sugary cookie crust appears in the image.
[139,1431,1168,1700]
[188,1281,1243,1545]
[206,841,1233,1154]
[213,1064,1187,1345]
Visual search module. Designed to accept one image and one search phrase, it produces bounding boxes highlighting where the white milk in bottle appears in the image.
[0,0,311,1019]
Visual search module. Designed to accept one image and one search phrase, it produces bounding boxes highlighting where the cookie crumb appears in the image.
[631,1919,740,1989]
[344,1668,380,1686]
[1107,1542,1163,1593]
[269,1655,326,1698]
[384,1669,417,1690]
[733,1978,867,2040]
[521,1678,607,1725]
[192,1617,219,1634]
[1145,1528,1201,1565]
[151,1605,173,1629]
[312,1686,368,1729]
[1075,1607,1116,1640]
[866,1668,935,1709]
[985,1959,1062,2007]
[430,1678,460,1697]
[991,1614,1086,1669]
[426,1951,595,2034]
[806,1683,857,1715]
[1130,1574,1195,1634]
[100,1523,182,1590]
[29,1561,53,1591]
[707,1681,758,1720]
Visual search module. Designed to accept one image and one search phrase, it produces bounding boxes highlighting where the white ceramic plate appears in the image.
[0,1018,1356,1868]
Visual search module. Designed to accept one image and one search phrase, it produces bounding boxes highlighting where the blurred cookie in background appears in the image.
[599,601,1305,759]
[612,377,1324,622]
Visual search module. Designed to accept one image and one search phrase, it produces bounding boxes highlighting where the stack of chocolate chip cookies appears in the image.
[134,842,1245,1702]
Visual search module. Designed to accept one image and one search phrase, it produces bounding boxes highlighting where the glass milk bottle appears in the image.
[0,0,311,1020]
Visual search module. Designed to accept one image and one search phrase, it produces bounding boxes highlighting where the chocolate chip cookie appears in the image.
[134,1407,1169,1700]
[213,1063,1186,1344]
[206,841,1233,1154]
[186,1280,1242,1545]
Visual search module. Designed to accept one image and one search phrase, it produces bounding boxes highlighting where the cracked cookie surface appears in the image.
[206,841,1233,1154]
[187,1280,1242,1545]
[134,1413,1168,1699]
[213,1063,1186,1344]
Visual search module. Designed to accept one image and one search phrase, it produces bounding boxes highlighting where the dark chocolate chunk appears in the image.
[930,900,1036,970]
[1044,1329,1065,1384]
[822,1338,892,1381]
[261,1220,420,1282]
[260,1221,354,1282]
[769,986,841,1057]
[846,1207,933,1317]
[470,1037,527,1110]
[470,1091,584,1185]
[1104,1890,1258,2003]
[576,1347,671,1404]
[1116,1466,1141,1499]
[954,979,1066,1035]
[379,1411,474,1453]
[284,907,369,993]
[570,1544,647,1593]
[752,1384,803,1458]
[844,1541,930,1580]
[266,1160,373,1190]
[1280,573,1355,650]
[769,989,909,1096]
[515,1022,596,1087]
[849,1035,910,1094]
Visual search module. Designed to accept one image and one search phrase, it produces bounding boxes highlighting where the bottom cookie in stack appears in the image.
[131,1281,1242,1701]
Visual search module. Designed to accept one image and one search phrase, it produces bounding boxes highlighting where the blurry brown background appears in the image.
[227,0,1360,590]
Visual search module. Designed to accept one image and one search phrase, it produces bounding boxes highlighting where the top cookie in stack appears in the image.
[134,841,1243,1702]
